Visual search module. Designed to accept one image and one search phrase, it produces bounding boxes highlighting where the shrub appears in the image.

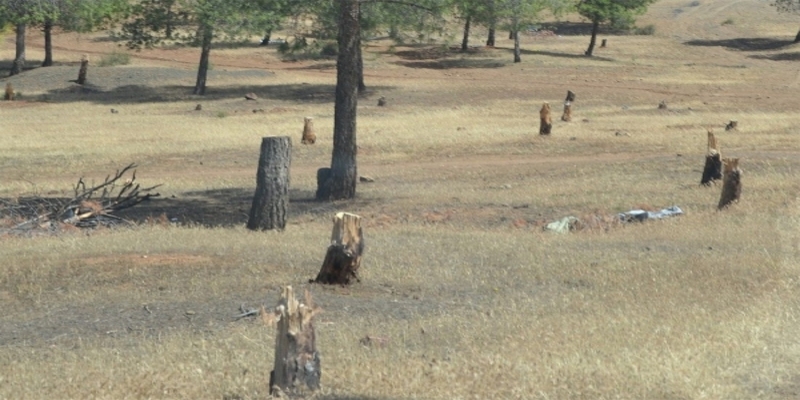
[633,25,656,35]
[721,18,735,26]
[98,51,131,67]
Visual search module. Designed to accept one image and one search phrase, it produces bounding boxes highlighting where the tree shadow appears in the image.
[43,82,395,104]
[532,21,626,36]
[514,48,614,62]
[394,58,506,69]
[749,52,800,61]
[684,37,795,51]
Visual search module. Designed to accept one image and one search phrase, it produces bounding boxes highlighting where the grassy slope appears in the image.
[2,1,800,398]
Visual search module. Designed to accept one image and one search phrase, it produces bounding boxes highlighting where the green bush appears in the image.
[98,51,131,67]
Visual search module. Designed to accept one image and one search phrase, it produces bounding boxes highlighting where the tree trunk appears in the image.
[42,21,53,67]
[795,28,800,43]
[261,30,272,46]
[247,136,291,231]
[314,212,364,285]
[316,0,359,201]
[193,25,213,95]
[718,158,742,210]
[486,27,496,47]
[461,15,471,52]
[585,19,600,56]
[77,55,89,85]
[356,35,366,94]
[509,30,514,40]
[10,23,26,76]
[513,31,521,63]
[269,286,320,396]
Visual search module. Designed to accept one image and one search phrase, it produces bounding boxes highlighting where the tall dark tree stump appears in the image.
[561,90,576,122]
[77,55,89,85]
[4,83,14,101]
[539,102,552,135]
[701,131,723,186]
[718,158,742,210]
[247,136,291,231]
[314,212,364,285]
[302,117,316,145]
[601,39,607,48]
[269,286,321,396]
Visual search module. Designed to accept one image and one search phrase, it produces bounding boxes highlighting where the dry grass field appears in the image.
[2,0,800,398]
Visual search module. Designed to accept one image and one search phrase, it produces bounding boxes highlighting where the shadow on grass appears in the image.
[43,83,395,104]
[684,37,795,51]
[749,51,800,61]
[395,58,506,69]
[521,48,614,62]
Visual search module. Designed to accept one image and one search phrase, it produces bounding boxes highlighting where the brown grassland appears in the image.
[2,0,800,398]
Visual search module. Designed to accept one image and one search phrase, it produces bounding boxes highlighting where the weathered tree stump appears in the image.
[539,102,552,135]
[77,55,89,85]
[718,158,742,210]
[601,39,607,48]
[377,96,386,107]
[314,212,364,285]
[701,131,723,186]
[725,120,738,131]
[247,136,291,231]
[269,286,321,396]
[301,117,316,145]
[561,90,576,122]
[658,100,668,110]
[4,83,14,101]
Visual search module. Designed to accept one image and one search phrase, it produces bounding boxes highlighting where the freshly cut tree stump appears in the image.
[701,131,723,186]
[314,212,364,285]
[269,286,321,396]
[4,83,14,101]
[718,158,742,210]
[301,117,316,145]
[539,102,552,135]
[561,90,576,122]
[725,120,738,131]
[77,55,89,85]
[247,136,291,231]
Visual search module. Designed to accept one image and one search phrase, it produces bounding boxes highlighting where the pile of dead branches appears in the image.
[1,163,160,236]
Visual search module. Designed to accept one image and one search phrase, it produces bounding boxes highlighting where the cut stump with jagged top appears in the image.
[313,212,364,285]
[269,286,320,396]
[718,158,742,210]
[701,130,723,186]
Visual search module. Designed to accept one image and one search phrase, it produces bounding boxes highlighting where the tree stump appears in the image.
[4,83,14,101]
[601,39,607,48]
[539,102,552,135]
[561,90,576,122]
[247,136,291,231]
[77,55,89,85]
[314,212,364,285]
[725,120,738,131]
[377,96,386,107]
[718,158,742,210]
[658,100,668,110]
[301,117,316,145]
[269,286,321,396]
[701,131,723,186]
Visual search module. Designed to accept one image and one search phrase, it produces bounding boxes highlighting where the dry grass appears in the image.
[3,1,800,398]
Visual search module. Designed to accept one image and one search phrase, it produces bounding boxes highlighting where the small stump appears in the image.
[561,90,576,122]
[718,158,742,210]
[725,120,738,131]
[4,83,14,101]
[247,136,291,231]
[658,100,668,110]
[539,102,552,135]
[701,131,723,186]
[77,55,89,85]
[301,117,316,145]
[313,212,364,285]
[377,96,386,107]
[269,286,320,396]
[601,39,607,48]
